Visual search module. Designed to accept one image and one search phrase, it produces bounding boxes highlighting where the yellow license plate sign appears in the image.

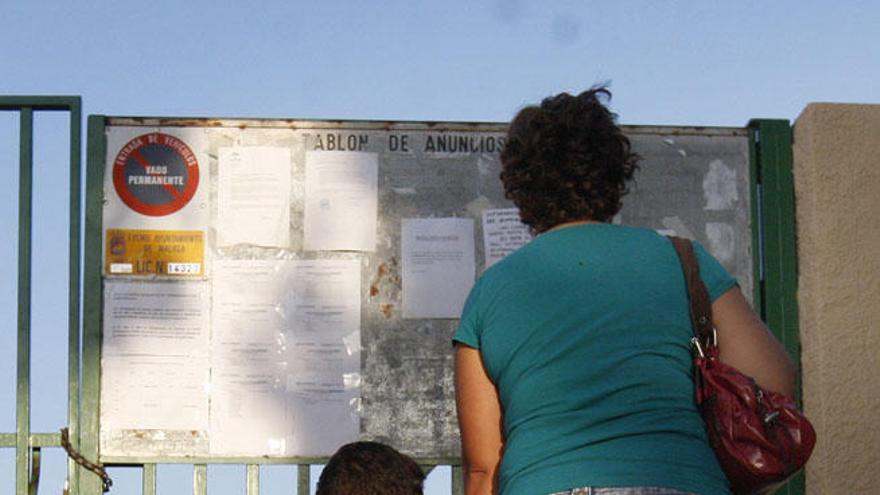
[105,229,204,277]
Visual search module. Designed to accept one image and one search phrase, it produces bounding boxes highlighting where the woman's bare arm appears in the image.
[454,344,504,495]
[712,287,797,397]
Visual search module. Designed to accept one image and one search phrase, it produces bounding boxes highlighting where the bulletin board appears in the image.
[86,117,753,462]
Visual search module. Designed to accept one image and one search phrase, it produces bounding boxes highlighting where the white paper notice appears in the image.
[304,151,378,252]
[286,340,360,455]
[285,259,361,341]
[283,259,361,455]
[101,280,209,431]
[482,208,532,269]
[402,218,476,319]
[210,259,291,455]
[209,259,360,456]
[218,146,292,248]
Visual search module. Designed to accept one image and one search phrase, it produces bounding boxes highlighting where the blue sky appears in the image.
[5,1,877,125]
[2,1,877,493]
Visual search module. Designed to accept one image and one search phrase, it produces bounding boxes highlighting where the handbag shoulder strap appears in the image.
[668,236,714,344]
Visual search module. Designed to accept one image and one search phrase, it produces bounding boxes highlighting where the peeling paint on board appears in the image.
[705,222,736,263]
[703,159,739,210]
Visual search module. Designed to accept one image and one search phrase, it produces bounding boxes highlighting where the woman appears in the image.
[453,88,795,495]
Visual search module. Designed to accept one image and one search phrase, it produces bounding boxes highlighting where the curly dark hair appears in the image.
[316,441,425,495]
[500,87,639,233]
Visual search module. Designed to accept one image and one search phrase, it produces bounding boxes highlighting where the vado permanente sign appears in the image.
[112,132,200,216]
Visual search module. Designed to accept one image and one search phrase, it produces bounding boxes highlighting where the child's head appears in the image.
[316,441,425,495]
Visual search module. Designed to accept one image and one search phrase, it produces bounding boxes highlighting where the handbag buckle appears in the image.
[691,328,718,359]
[691,336,706,358]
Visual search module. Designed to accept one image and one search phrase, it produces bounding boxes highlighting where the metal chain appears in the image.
[60,428,113,492]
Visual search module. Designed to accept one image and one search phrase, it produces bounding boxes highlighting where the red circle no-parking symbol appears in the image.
[112,132,200,216]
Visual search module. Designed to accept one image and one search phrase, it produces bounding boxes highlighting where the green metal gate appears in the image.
[1,96,82,495]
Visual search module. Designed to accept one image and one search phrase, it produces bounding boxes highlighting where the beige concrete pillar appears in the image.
[793,103,880,494]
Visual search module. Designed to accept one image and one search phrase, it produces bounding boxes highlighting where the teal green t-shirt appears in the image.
[454,224,736,495]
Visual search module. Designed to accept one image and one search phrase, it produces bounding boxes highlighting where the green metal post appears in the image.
[143,464,157,495]
[749,120,801,372]
[451,465,464,495]
[16,107,34,495]
[193,464,208,495]
[748,119,804,495]
[67,98,83,495]
[298,464,310,494]
[81,115,108,494]
[246,464,259,495]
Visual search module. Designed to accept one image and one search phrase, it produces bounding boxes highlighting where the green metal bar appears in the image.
[30,433,62,447]
[0,96,81,111]
[297,464,310,495]
[748,120,802,385]
[193,464,208,495]
[246,464,259,495]
[99,454,460,465]
[101,455,332,465]
[451,465,464,495]
[0,433,60,447]
[67,97,83,495]
[143,464,157,495]
[0,433,14,446]
[759,120,800,380]
[747,119,804,495]
[81,115,108,495]
[17,107,34,495]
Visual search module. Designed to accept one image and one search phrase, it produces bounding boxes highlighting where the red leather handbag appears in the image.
[669,237,816,495]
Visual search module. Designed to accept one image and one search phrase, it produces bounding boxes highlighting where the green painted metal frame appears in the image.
[748,119,805,495]
[0,96,82,495]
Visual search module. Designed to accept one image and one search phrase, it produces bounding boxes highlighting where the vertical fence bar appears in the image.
[246,464,259,495]
[80,115,107,495]
[142,464,157,495]
[451,465,464,495]
[193,464,208,495]
[297,465,310,494]
[67,98,83,495]
[16,107,34,495]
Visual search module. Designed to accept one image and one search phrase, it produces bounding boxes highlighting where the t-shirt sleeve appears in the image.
[453,278,483,349]
[692,240,738,302]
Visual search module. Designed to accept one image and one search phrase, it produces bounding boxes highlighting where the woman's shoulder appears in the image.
[604,223,667,239]
[561,223,671,247]
[498,223,671,258]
